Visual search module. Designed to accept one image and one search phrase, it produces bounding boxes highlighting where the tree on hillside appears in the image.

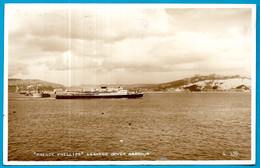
[184,84,201,92]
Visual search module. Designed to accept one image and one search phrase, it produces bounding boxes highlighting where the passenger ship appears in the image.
[55,87,143,99]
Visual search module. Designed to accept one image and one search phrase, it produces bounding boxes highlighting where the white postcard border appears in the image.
[3,3,257,165]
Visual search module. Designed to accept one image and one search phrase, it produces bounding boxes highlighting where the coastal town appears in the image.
[9,74,251,96]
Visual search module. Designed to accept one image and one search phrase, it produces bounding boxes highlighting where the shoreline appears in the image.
[143,91,251,94]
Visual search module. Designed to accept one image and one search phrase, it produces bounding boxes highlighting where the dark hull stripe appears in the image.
[55,94,143,99]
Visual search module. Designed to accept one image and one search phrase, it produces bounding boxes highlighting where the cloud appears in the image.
[8,9,70,39]
[8,8,174,43]
[7,6,253,85]
[26,36,70,52]
[165,8,252,37]
[8,62,29,77]
[42,51,100,71]
[34,29,251,75]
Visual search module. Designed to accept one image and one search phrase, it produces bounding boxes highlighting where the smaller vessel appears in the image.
[25,91,32,96]
[33,87,50,98]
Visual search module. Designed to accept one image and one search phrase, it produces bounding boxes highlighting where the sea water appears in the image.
[7,92,251,161]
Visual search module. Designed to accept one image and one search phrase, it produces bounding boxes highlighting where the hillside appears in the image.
[8,74,251,93]
[72,74,251,92]
[8,78,65,92]
[131,74,251,92]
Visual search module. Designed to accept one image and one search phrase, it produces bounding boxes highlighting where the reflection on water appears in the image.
[8,93,251,161]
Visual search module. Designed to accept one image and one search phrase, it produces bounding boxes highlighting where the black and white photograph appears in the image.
[4,4,256,165]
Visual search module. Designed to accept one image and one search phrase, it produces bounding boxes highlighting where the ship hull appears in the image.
[55,93,143,99]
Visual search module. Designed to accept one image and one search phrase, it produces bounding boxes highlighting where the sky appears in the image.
[7,5,254,86]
